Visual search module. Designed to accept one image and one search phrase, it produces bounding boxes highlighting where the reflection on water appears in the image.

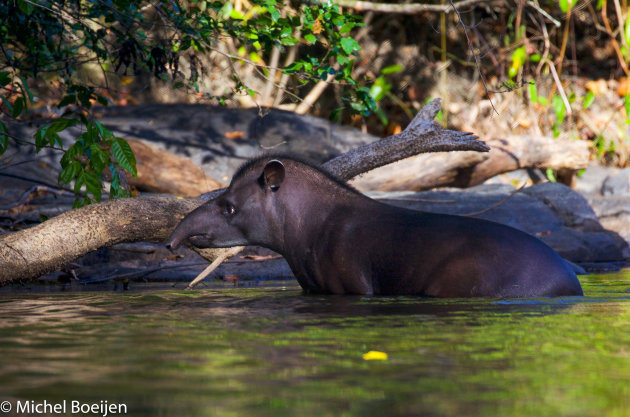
[1,274,630,416]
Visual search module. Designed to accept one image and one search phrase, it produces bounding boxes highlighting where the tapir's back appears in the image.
[363,206,583,297]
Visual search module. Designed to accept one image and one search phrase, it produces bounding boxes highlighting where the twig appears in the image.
[555,8,572,78]
[0,158,38,171]
[535,11,552,77]
[526,0,561,27]
[0,172,71,191]
[5,132,66,152]
[464,183,527,217]
[0,185,74,211]
[601,0,630,76]
[548,60,572,116]
[186,246,245,289]
[449,0,497,115]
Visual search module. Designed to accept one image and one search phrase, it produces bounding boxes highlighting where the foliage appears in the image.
[0,0,367,207]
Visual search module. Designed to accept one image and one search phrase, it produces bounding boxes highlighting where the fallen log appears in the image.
[0,99,487,284]
[127,138,222,197]
[351,135,590,191]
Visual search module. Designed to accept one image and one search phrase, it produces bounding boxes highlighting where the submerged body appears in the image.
[167,156,583,297]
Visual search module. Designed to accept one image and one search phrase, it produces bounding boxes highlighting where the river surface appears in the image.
[1,272,630,417]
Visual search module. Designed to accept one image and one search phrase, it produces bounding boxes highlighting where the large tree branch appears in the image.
[0,99,487,285]
[324,99,488,179]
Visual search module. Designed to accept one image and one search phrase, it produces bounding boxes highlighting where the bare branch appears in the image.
[323,98,488,180]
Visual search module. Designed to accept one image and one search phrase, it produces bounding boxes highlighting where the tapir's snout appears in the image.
[165,228,190,251]
[166,204,211,250]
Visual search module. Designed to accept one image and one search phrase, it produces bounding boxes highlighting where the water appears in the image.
[1,273,630,417]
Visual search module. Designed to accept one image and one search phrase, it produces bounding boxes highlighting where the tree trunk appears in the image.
[0,99,487,284]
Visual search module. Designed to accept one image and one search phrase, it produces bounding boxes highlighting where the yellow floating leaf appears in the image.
[362,351,388,361]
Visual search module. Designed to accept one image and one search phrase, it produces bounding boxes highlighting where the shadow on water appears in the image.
[1,272,630,417]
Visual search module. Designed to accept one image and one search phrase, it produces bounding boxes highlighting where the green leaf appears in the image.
[552,94,566,123]
[58,94,77,108]
[509,46,527,79]
[340,37,360,54]
[72,196,92,209]
[218,1,233,20]
[0,121,8,155]
[0,72,11,87]
[11,97,24,118]
[111,137,137,176]
[369,76,391,102]
[625,95,630,120]
[545,168,557,182]
[267,5,280,22]
[329,106,344,122]
[17,76,33,103]
[58,161,81,184]
[84,170,102,202]
[230,8,245,19]
[528,82,538,103]
[381,65,403,75]
[17,0,35,15]
[280,35,298,46]
[74,171,86,195]
[49,117,79,133]
[374,106,388,126]
[89,143,107,173]
[339,22,355,34]
[304,33,317,44]
[96,95,110,106]
[284,61,303,73]
[583,91,595,109]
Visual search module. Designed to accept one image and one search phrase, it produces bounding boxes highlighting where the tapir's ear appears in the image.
[261,159,285,191]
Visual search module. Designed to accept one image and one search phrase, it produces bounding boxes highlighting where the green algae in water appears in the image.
[1,273,630,416]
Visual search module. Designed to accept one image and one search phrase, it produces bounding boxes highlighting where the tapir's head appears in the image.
[166,158,289,251]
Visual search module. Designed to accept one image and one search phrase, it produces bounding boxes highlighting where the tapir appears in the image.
[166,155,583,298]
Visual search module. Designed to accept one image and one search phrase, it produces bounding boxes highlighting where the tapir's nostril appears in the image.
[165,239,180,251]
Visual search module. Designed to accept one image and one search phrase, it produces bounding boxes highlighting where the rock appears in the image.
[587,196,630,244]
[520,182,602,232]
[574,163,614,195]
[601,167,630,196]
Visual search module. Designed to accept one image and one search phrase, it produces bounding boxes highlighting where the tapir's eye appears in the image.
[224,204,236,216]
